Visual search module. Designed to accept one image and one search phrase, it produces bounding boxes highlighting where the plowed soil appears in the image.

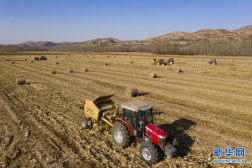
[0,52,251,167]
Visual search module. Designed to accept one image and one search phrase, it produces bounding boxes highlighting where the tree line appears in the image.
[1,39,252,56]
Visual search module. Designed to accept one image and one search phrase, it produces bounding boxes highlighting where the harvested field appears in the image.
[0,52,251,167]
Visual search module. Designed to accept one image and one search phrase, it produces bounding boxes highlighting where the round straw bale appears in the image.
[51,69,56,74]
[68,68,74,73]
[125,87,138,97]
[83,68,89,72]
[179,68,183,73]
[149,73,157,78]
[16,78,26,85]
[130,61,133,63]
[105,62,108,65]
[55,62,59,64]
[24,58,27,61]
[30,60,33,63]
[11,61,15,64]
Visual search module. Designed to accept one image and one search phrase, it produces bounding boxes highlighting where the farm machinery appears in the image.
[150,59,167,65]
[208,59,217,65]
[33,56,47,61]
[80,95,177,164]
[150,58,174,66]
[150,59,159,65]
[167,58,174,64]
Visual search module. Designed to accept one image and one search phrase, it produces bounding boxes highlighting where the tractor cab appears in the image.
[121,100,153,137]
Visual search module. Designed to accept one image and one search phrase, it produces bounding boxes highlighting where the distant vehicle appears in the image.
[39,56,47,60]
[150,59,158,65]
[151,58,174,66]
[150,59,166,65]
[208,59,217,65]
[157,59,167,66]
[167,58,174,64]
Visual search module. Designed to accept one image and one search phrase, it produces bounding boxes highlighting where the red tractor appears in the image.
[208,59,217,65]
[157,59,167,66]
[112,100,177,164]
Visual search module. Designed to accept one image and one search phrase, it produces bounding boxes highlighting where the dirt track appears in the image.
[0,52,251,167]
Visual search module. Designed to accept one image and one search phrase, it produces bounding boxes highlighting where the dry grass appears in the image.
[173,62,185,64]
[1,52,252,167]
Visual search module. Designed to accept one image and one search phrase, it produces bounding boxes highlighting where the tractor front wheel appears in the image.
[140,142,159,165]
[112,122,130,148]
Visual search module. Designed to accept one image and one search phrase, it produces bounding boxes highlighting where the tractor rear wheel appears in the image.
[140,142,159,165]
[81,118,88,129]
[112,122,130,148]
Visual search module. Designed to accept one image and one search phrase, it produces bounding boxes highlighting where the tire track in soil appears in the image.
[53,57,252,88]
[4,62,252,147]
[0,65,150,167]
[4,62,252,140]
[19,60,252,159]
[18,60,252,112]
[2,55,252,166]
[15,61,252,118]
[0,86,96,168]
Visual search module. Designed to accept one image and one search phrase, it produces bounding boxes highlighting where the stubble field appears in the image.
[0,52,251,167]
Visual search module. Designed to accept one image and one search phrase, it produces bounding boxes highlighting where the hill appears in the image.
[14,25,252,48]
[145,25,252,42]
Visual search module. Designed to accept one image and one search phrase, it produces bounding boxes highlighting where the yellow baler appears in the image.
[81,94,119,129]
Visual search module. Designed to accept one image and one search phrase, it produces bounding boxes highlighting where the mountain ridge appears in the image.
[16,25,252,47]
